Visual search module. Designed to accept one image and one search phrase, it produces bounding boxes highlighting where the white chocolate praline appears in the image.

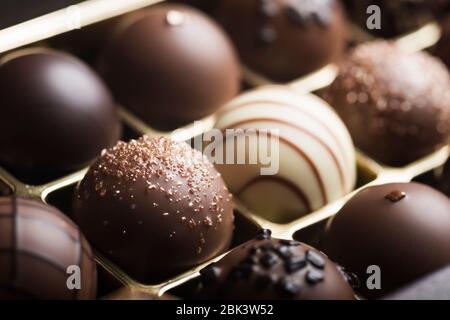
[212,85,356,222]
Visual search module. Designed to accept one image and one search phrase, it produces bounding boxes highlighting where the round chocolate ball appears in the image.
[321,41,450,166]
[0,48,121,174]
[73,136,235,282]
[322,182,450,298]
[212,85,356,223]
[215,0,347,82]
[342,0,443,38]
[97,4,240,131]
[198,229,355,300]
[0,197,97,299]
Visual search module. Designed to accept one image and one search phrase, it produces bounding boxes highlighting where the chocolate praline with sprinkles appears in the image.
[321,41,450,166]
[0,197,97,299]
[197,229,354,300]
[322,182,450,299]
[73,136,234,283]
[215,0,347,81]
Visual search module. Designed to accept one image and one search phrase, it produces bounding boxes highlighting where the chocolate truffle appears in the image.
[97,4,240,131]
[215,0,347,81]
[0,196,97,299]
[0,48,121,174]
[322,182,450,298]
[73,136,234,282]
[321,41,450,166]
[211,86,356,223]
[342,0,444,38]
[197,229,355,300]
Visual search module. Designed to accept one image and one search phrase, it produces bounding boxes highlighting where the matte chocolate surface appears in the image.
[321,41,450,166]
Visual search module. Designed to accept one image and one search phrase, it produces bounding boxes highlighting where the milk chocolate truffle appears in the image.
[322,183,450,299]
[0,48,121,174]
[212,86,356,223]
[321,42,450,166]
[198,229,355,300]
[215,0,347,81]
[0,197,97,299]
[342,0,444,38]
[73,136,234,282]
[97,4,240,131]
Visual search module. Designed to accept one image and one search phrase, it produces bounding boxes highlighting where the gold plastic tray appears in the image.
[0,1,448,298]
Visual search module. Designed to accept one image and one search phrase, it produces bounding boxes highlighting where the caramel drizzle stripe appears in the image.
[217,98,351,188]
[236,175,312,213]
[228,118,345,194]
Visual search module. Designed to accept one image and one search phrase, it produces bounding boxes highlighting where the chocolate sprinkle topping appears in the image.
[277,277,301,296]
[306,269,325,284]
[306,250,326,269]
[256,228,272,240]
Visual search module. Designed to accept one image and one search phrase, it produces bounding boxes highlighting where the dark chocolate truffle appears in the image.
[215,0,347,82]
[322,182,450,298]
[97,4,240,131]
[0,196,97,299]
[342,0,444,38]
[0,48,121,174]
[73,136,234,282]
[321,41,450,166]
[197,230,354,300]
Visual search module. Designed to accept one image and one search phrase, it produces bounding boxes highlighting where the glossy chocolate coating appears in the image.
[321,42,450,166]
[73,136,234,283]
[0,197,97,299]
[215,0,347,82]
[342,0,446,38]
[0,48,121,174]
[198,230,354,300]
[97,4,240,131]
[322,183,450,298]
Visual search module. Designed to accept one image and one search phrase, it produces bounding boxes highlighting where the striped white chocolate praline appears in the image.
[212,85,356,223]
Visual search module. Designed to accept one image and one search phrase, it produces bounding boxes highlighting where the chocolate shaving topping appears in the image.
[256,228,272,240]
[285,255,307,273]
[306,250,326,269]
[277,277,301,296]
[260,252,280,269]
[305,269,325,284]
[276,245,293,259]
[280,239,301,246]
